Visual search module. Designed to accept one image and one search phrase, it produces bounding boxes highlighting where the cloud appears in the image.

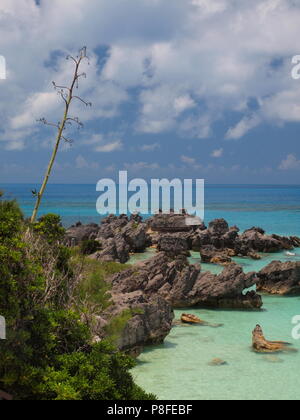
[85,134,123,152]
[75,155,89,169]
[181,155,196,165]
[225,115,261,140]
[279,154,300,170]
[95,141,123,153]
[211,148,223,158]
[1,0,300,152]
[124,162,160,172]
[140,143,161,152]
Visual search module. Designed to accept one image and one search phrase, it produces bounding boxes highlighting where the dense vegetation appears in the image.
[0,194,154,400]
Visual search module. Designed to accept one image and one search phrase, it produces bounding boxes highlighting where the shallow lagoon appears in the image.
[131,250,300,400]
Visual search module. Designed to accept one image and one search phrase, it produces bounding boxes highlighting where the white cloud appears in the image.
[211,148,223,158]
[124,162,160,172]
[173,95,196,115]
[95,141,123,153]
[75,155,89,169]
[85,133,123,153]
[140,143,161,152]
[181,155,196,165]
[1,0,300,150]
[279,154,300,170]
[226,115,261,140]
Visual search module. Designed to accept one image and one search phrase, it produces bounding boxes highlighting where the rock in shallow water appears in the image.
[208,358,228,366]
[252,325,293,353]
[257,261,300,295]
[181,314,204,324]
[109,252,262,310]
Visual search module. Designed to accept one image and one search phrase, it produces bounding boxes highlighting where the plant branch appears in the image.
[30,47,90,223]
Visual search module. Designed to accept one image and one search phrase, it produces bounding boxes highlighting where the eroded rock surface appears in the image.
[104,292,174,356]
[257,261,300,295]
[109,252,262,310]
[252,325,292,353]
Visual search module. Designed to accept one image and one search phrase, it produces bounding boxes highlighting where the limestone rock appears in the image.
[257,261,300,295]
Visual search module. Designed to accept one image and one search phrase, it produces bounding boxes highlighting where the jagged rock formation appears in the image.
[66,216,300,264]
[257,261,300,295]
[200,245,233,265]
[65,222,99,246]
[147,212,204,233]
[104,292,174,357]
[193,219,300,258]
[90,235,130,264]
[150,218,299,264]
[157,234,190,257]
[108,252,262,310]
[252,325,292,353]
[66,215,151,263]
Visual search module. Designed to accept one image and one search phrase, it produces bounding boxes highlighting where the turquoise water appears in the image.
[131,251,300,400]
[132,296,300,400]
[2,183,300,399]
[1,184,300,235]
[130,248,300,400]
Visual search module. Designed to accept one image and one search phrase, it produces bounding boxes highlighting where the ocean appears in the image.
[1,183,300,400]
[1,183,300,235]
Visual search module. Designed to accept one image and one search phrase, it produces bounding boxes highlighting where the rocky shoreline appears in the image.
[66,213,300,356]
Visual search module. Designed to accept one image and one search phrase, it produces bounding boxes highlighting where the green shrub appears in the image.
[0,200,154,400]
[33,213,65,244]
[0,200,23,240]
[40,342,156,400]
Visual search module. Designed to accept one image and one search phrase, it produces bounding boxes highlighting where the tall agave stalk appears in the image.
[31,47,91,223]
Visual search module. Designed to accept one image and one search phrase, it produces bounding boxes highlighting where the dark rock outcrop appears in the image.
[104,292,174,356]
[190,218,300,260]
[66,215,151,263]
[257,261,300,295]
[65,222,99,246]
[157,234,190,257]
[109,252,262,310]
[67,216,300,264]
[148,212,204,233]
[91,235,130,264]
[200,245,233,265]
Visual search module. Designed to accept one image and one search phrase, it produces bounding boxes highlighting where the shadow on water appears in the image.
[138,340,178,359]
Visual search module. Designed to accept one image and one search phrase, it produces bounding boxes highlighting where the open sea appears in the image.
[1,183,300,400]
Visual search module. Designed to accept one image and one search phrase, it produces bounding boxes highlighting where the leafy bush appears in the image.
[0,201,154,400]
[40,342,155,400]
[0,199,23,240]
[33,213,65,244]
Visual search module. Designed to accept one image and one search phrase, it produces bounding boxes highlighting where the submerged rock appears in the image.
[257,261,300,295]
[262,355,284,364]
[208,358,228,366]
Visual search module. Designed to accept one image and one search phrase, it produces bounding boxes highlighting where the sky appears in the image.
[0,0,300,184]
